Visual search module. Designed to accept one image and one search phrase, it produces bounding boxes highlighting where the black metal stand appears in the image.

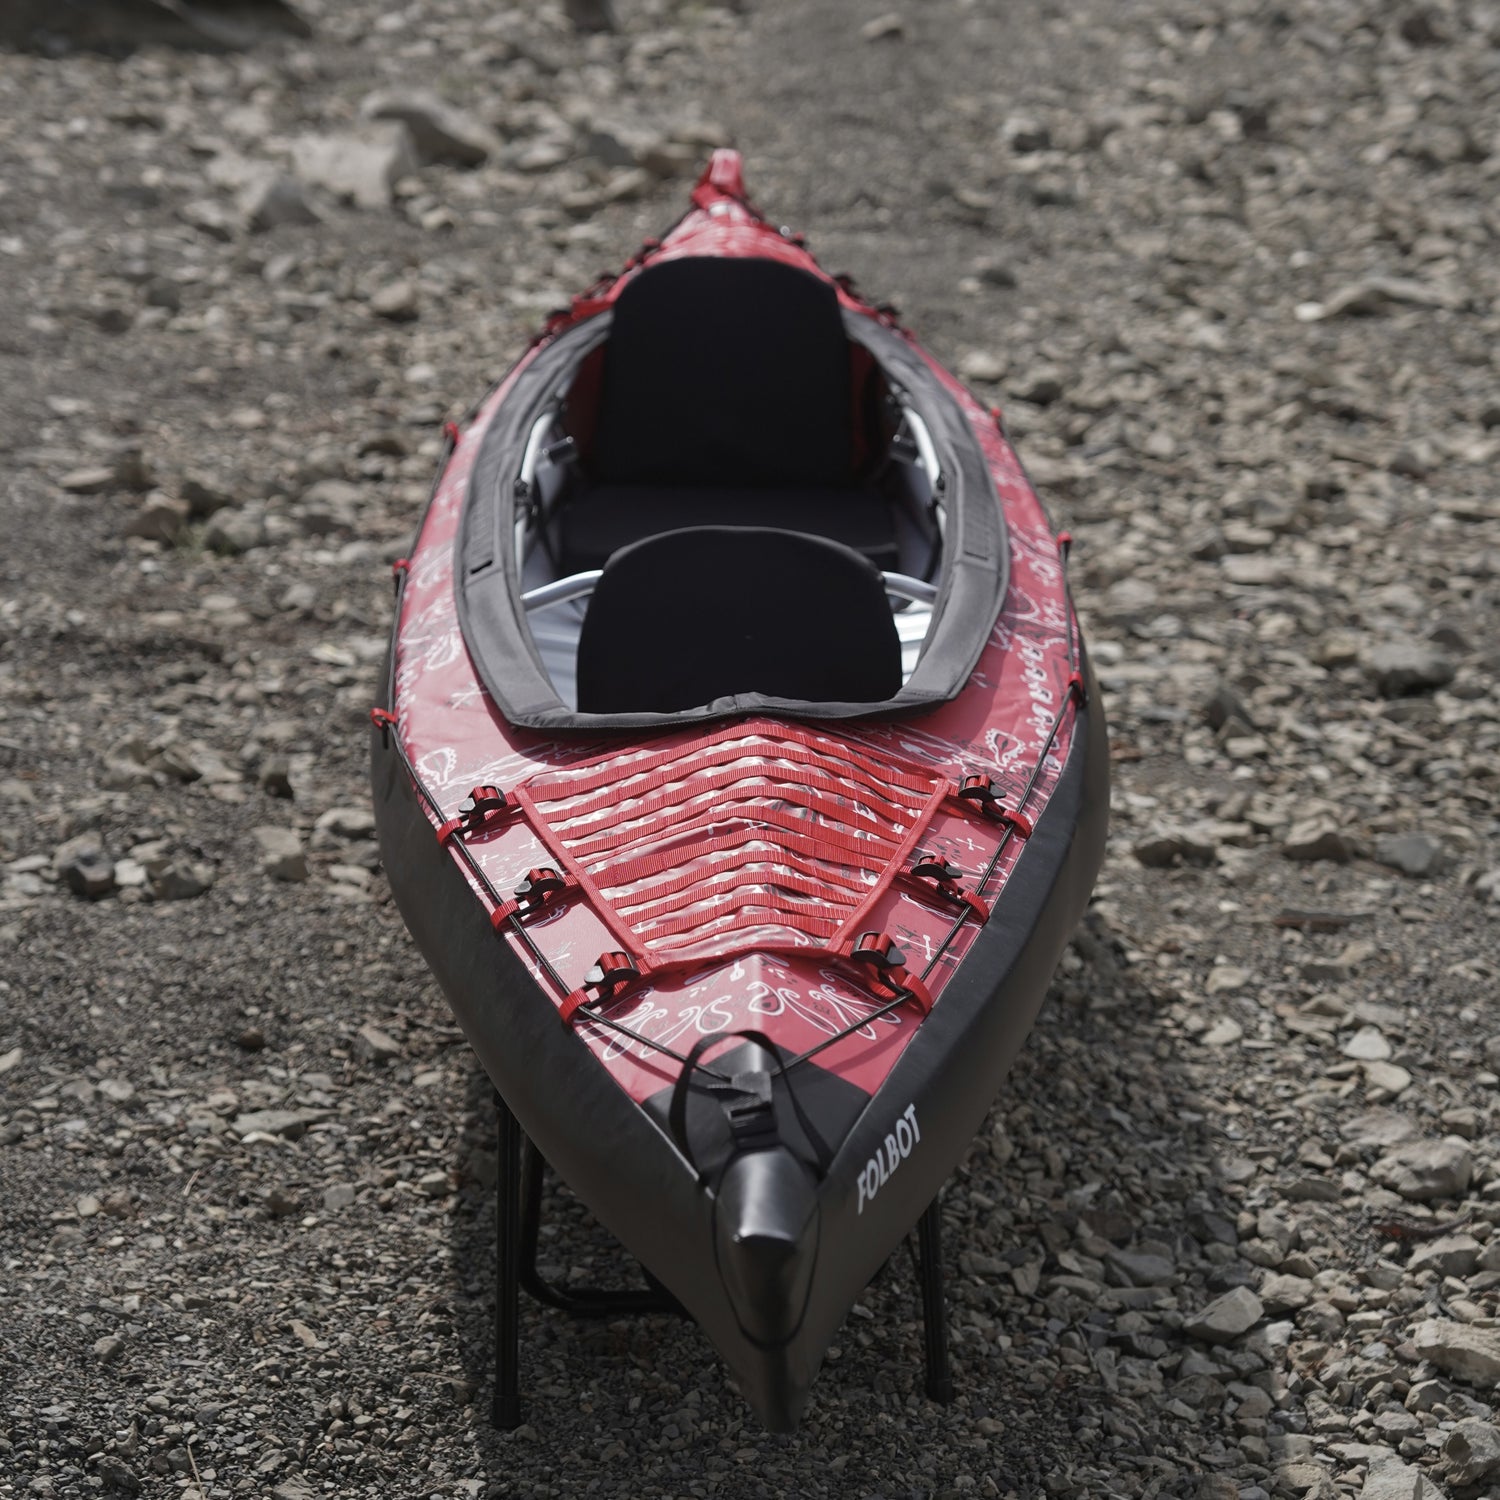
[491,1089,956,1427]
[916,1196,954,1404]
[492,1089,680,1430]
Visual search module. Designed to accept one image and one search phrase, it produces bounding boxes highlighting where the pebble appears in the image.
[1371,1139,1473,1201]
[1342,1026,1392,1062]
[1374,833,1445,878]
[252,826,309,883]
[370,280,419,321]
[361,88,501,167]
[1410,1321,1500,1389]
[1363,641,1456,698]
[92,1335,125,1364]
[291,124,419,210]
[1185,1286,1263,1344]
[1281,816,1355,863]
[1443,1419,1500,1485]
[1407,1233,1482,1278]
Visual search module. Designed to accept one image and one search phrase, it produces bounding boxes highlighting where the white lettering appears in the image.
[856,1105,920,1214]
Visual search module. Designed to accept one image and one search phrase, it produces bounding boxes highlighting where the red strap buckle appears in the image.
[1066,670,1086,704]
[954,774,1002,812]
[491,868,573,929]
[437,785,520,845]
[561,951,644,1025]
[906,853,991,923]
[442,420,460,445]
[849,933,934,1016]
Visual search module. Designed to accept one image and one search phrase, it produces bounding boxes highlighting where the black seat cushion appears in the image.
[575,527,903,715]
[558,483,899,573]
[590,257,855,490]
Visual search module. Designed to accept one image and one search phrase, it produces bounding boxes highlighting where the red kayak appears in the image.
[371,150,1109,1432]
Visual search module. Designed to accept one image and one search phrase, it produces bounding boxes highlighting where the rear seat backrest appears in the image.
[590,257,855,490]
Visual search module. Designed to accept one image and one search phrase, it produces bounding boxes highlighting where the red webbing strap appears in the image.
[829,775,953,947]
[560,798,905,871]
[614,866,850,926]
[508,786,651,958]
[532,754,926,837]
[525,719,938,807]
[604,840,871,910]
[595,826,875,895]
[638,896,843,945]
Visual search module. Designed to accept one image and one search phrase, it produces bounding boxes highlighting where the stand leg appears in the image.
[493,1089,522,1430]
[917,1196,954,1404]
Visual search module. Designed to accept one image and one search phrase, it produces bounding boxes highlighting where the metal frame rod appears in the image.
[493,1089,523,1430]
[917,1195,954,1404]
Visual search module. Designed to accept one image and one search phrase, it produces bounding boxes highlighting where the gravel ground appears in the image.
[2,1,1499,1497]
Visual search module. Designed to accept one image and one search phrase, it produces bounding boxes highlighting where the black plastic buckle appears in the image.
[910,853,963,886]
[513,866,567,913]
[458,785,512,826]
[851,932,906,970]
[955,775,1002,813]
[721,1071,778,1152]
[584,951,639,997]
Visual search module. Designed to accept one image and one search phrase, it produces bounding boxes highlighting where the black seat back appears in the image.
[575,526,902,714]
[590,257,854,490]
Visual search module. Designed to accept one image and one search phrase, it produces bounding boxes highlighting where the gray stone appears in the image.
[203,506,266,556]
[252,827,308,883]
[231,1108,327,1140]
[1185,1286,1264,1344]
[124,492,190,543]
[1357,1456,1421,1500]
[1105,1248,1176,1286]
[291,124,419,210]
[1408,1233,1482,1279]
[60,465,117,495]
[361,88,501,167]
[1282,816,1355,862]
[1371,1139,1472,1201]
[1363,641,1455,698]
[1342,1026,1392,1061]
[93,1334,126,1363]
[242,173,321,233]
[1340,1111,1421,1151]
[1411,1320,1500,1389]
[322,1183,357,1211]
[316,806,376,839]
[150,860,213,902]
[369,280,419,321]
[1259,1274,1314,1313]
[1375,833,1445,878]
[1443,1418,1500,1485]
[355,1022,402,1062]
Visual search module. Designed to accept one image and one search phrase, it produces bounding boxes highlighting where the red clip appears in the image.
[848,933,934,1016]
[1066,670,1086,704]
[561,950,644,1026]
[954,774,1002,813]
[442,420,460,445]
[436,785,521,846]
[391,557,410,595]
[490,867,573,924]
[906,853,991,923]
[370,707,398,740]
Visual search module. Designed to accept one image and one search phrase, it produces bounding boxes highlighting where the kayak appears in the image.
[370,149,1109,1432]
